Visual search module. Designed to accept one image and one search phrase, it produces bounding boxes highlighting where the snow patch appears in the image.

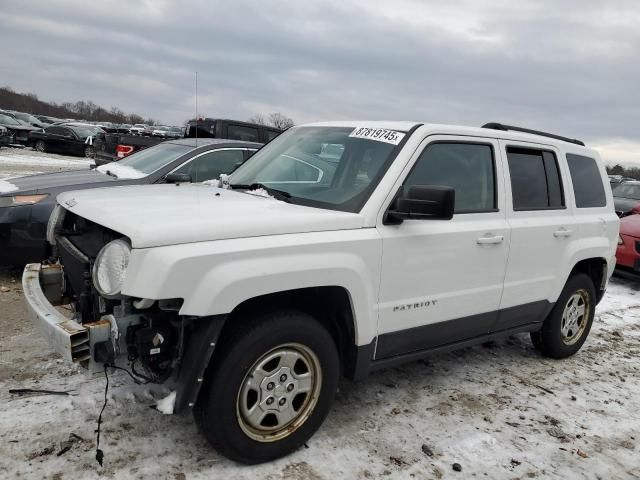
[96,163,146,180]
[0,179,18,193]
[0,152,93,168]
[156,390,176,415]
[247,187,273,198]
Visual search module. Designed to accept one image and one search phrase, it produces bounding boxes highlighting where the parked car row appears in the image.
[0,138,260,265]
[0,110,38,145]
[17,121,619,464]
[93,118,283,165]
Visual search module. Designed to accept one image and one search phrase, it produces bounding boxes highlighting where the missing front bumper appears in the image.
[22,263,91,364]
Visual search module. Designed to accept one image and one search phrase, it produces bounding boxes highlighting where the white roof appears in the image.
[299,121,593,153]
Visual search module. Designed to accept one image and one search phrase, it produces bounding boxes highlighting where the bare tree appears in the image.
[247,112,295,129]
[247,113,267,125]
[268,112,295,130]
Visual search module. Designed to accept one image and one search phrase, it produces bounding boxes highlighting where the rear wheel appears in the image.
[34,140,46,152]
[194,310,339,464]
[530,273,596,358]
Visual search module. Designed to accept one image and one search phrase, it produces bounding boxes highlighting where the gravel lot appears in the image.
[0,267,638,479]
[0,149,639,479]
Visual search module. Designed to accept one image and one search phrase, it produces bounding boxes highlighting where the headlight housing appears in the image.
[92,239,131,298]
[46,205,65,245]
[0,194,48,208]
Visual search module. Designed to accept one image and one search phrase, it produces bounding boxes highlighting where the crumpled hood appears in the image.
[57,184,364,248]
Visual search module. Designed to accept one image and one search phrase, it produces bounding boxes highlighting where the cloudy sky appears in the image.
[1,0,639,164]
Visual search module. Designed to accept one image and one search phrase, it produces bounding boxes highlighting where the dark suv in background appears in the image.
[184,118,282,143]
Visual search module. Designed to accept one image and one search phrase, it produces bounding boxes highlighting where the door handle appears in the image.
[553,228,573,238]
[476,235,504,245]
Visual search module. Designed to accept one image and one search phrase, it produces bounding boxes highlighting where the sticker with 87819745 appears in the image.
[349,127,405,145]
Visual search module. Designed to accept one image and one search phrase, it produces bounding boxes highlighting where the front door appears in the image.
[376,137,510,359]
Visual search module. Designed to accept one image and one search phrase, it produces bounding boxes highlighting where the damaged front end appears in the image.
[22,206,225,413]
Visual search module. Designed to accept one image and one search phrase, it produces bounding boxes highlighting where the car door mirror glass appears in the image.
[165,172,192,183]
[386,185,455,223]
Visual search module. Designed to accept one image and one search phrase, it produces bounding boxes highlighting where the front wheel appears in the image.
[34,140,46,152]
[195,310,339,464]
[84,145,96,158]
[530,273,596,358]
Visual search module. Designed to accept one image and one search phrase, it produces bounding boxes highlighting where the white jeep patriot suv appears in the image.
[23,121,619,464]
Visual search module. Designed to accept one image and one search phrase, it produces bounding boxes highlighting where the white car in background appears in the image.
[129,124,148,135]
[152,126,170,137]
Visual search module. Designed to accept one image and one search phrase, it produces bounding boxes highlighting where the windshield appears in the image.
[229,126,405,212]
[613,183,640,200]
[14,112,40,123]
[115,142,191,175]
[0,114,21,126]
[70,126,102,137]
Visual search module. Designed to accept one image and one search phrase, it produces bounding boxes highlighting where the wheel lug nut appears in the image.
[266,397,274,405]
[267,382,275,390]
[287,383,294,392]
[280,374,287,382]
[279,398,286,406]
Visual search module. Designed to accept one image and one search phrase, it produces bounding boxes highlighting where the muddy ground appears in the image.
[1,266,639,479]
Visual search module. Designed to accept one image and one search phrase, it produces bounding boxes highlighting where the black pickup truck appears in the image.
[95,118,282,166]
[185,117,282,142]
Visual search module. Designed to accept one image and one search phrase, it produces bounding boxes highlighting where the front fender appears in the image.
[122,230,382,346]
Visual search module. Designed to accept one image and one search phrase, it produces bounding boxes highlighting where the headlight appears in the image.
[92,239,131,298]
[0,194,48,208]
[618,235,624,245]
[46,205,65,245]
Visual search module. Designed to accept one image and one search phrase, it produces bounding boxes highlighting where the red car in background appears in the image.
[616,214,640,275]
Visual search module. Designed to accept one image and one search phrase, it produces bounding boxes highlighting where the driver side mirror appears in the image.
[384,185,455,224]
[164,172,192,184]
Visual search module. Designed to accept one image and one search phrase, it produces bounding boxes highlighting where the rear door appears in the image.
[496,141,574,329]
[58,127,81,155]
[44,126,65,151]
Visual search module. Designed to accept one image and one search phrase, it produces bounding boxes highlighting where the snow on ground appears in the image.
[0,146,93,179]
[0,271,638,479]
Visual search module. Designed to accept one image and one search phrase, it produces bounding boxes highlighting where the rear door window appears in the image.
[174,149,245,182]
[507,147,565,210]
[566,154,606,208]
[264,129,281,142]
[227,124,260,142]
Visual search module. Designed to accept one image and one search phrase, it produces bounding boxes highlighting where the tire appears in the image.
[530,273,596,359]
[34,140,46,152]
[194,310,340,464]
[84,146,96,158]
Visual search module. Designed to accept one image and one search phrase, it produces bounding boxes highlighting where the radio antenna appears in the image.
[195,71,198,147]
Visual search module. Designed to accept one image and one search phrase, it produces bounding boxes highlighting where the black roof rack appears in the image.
[481,122,585,146]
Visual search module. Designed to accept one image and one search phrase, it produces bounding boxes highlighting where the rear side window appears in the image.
[46,126,65,135]
[264,129,281,142]
[507,147,564,210]
[405,142,496,213]
[566,154,606,208]
[227,124,260,142]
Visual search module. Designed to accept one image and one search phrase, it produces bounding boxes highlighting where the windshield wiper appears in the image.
[229,183,292,202]
[105,170,118,179]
